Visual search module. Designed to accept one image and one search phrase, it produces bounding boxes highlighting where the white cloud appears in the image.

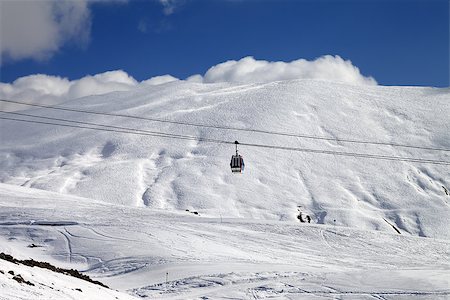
[202,56,377,86]
[186,74,203,83]
[0,71,136,111]
[0,71,180,111]
[0,55,377,111]
[159,0,183,15]
[6,74,71,98]
[0,0,91,63]
[0,74,71,111]
[67,70,137,99]
[0,0,127,64]
[141,75,179,86]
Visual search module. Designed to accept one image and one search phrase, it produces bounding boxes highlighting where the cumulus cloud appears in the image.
[0,55,376,111]
[186,74,204,83]
[141,75,179,86]
[0,71,179,111]
[67,70,137,99]
[0,0,91,63]
[201,56,377,86]
[0,71,134,111]
[0,74,72,110]
[0,0,128,64]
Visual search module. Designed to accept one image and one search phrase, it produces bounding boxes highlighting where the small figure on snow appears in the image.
[297,206,312,223]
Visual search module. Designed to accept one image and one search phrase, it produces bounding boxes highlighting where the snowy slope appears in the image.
[0,183,449,299]
[0,257,137,300]
[1,79,449,239]
[0,79,449,298]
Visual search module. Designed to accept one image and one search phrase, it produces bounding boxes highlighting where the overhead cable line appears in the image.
[0,116,227,144]
[1,98,448,152]
[1,110,206,142]
[1,116,449,166]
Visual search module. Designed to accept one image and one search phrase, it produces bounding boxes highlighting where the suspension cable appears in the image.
[1,116,449,166]
[1,98,448,152]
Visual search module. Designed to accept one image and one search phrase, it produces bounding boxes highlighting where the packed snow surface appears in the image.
[0,79,449,298]
[0,183,449,299]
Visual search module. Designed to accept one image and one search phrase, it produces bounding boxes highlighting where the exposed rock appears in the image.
[0,252,109,288]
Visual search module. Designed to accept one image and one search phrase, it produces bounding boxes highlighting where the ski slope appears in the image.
[0,183,449,299]
[0,79,449,298]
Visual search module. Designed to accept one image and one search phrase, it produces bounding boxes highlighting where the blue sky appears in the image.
[1,0,449,87]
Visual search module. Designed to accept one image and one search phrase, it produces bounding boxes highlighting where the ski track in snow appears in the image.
[132,271,450,299]
[58,228,73,264]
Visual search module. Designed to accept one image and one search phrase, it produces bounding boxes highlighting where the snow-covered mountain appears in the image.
[0,79,449,298]
[1,79,449,237]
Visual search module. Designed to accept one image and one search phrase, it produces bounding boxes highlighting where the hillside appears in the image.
[0,183,449,299]
[1,79,449,238]
[0,79,449,298]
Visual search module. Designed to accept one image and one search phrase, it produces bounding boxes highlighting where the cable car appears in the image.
[230,141,245,173]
